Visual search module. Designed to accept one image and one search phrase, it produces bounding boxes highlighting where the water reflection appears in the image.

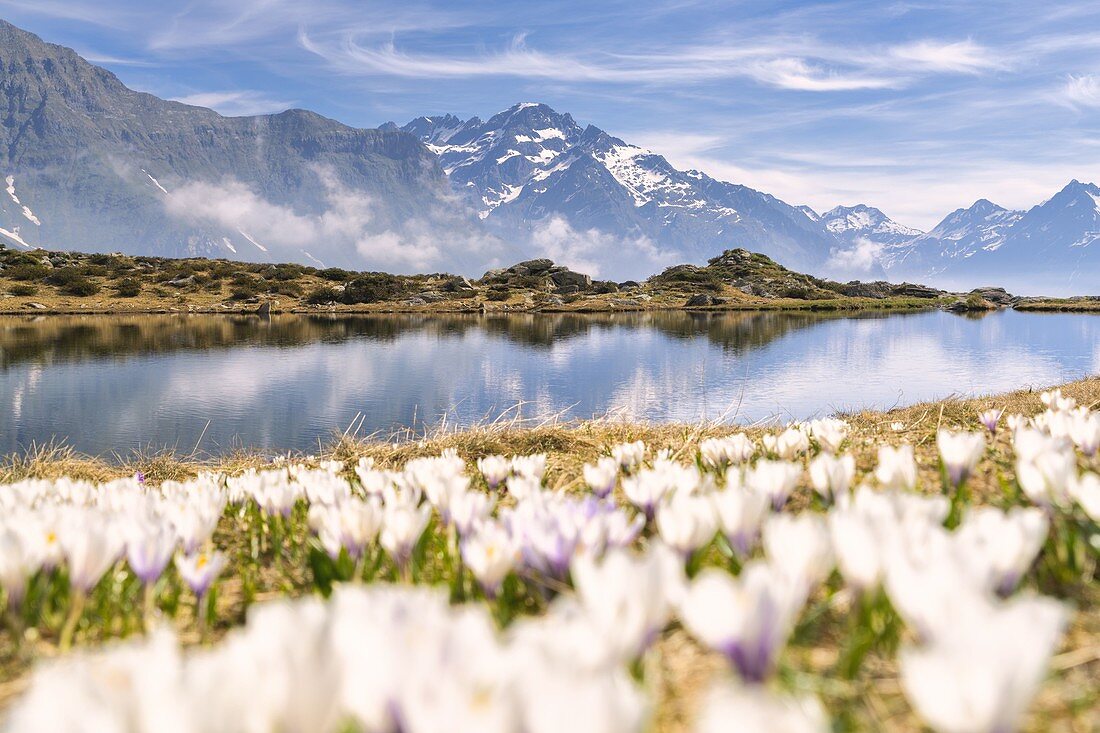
[0,311,1096,456]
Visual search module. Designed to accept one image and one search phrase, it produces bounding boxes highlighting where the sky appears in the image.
[2,0,1099,230]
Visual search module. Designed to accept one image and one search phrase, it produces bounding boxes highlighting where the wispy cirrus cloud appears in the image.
[299,31,994,92]
[171,90,295,116]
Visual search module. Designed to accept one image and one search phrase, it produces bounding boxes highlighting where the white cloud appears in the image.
[299,31,996,92]
[827,237,884,273]
[886,39,1004,74]
[1060,74,1100,108]
[162,165,491,271]
[171,90,294,117]
[529,215,676,279]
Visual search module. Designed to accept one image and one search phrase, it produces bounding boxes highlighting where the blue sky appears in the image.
[3,0,1099,229]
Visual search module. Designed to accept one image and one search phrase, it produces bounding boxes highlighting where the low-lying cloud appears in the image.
[529,215,677,280]
[163,164,496,272]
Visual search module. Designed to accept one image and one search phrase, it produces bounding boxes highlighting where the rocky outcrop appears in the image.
[480,259,594,294]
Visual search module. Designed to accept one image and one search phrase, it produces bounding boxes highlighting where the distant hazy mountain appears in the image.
[880,183,1100,293]
[0,19,497,273]
[395,103,855,280]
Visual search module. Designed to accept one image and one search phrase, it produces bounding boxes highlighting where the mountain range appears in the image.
[0,18,1097,294]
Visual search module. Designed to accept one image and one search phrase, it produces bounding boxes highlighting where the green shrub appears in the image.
[9,283,37,296]
[341,274,406,304]
[305,287,342,305]
[114,279,142,297]
[268,280,303,297]
[45,267,86,286]
[318,268,353,282]
[7,263,48,281]
[61,278,100,297]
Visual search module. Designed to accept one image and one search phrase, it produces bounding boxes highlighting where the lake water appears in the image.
[0,310,1097,457]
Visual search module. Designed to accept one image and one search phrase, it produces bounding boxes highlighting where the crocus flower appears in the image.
[874,444,917,491]
[763,513,834,593]
[380,499,432,572]
[338,497,383,558]
[807,418,849,455]
[763,428,809,460]
[449,490,495,537]
[461,521,519,598]
[175,550,227,599]
[937,430,986,487]
[611,441,646,472]
[744,460,802,511]
[477,455,512,489]
[808,453,854,502]
[0,528,38,610]
[712,479,769,557]
[126,524,177,586]
[954,507,1048,596]
[695,681,829,733]
[570,543,684,661]
[679,563,803,683]
[1068,472,1100,521]
[582,457,619,498]
[978,409,1003,435]
[62,522,123,595]
[699,434,754,468]
[655,492,718,557]
[899,596,1067,733]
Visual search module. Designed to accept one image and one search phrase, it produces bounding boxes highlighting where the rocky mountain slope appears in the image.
[0,19,494,273]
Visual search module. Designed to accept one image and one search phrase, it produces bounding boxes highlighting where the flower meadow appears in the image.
[0,389,1097,732]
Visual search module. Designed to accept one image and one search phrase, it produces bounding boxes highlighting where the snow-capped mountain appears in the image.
[395,103,849,279]
[820,204,922,246]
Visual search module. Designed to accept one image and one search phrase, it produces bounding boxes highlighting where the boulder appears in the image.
[166,275,195,288]
[549,269,592,289]
[893,283,944,299]
[969,287,1015,306]
[26,302,47,310]
[515,258,554,274]
[685,293,720,307]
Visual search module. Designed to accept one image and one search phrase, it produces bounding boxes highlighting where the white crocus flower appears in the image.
[338,497,383,558]
[679,563,804,683]
[461,521,519,598]
[477,455,512,489]
[954,507,1048,596]
[1068,472,1100,521]
[763,428,810,460]
[1016,450,1076,508]
[611,441,646,472]
[582,456,620,498]
[125,523,177,586]
[978,409,1003,435]
[899,595,1067,733]
[744,460,802,511]
[936,430,986,486]
[713,478,769,557]
[807,418,849,454]
[695,681,829,733]
[699,434,754,468]
[808,453,854,501]
[874,444,917,491]
[763,513,834,593]
[1040,389,1076,412]
[655,491,718,557]
[380,497,431,572]
[449,490,495,536]
[175,549,227,599]
[62,520,123,594]
[511,454,547,481]
[570,543,684,662]
[0,528,39,609]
